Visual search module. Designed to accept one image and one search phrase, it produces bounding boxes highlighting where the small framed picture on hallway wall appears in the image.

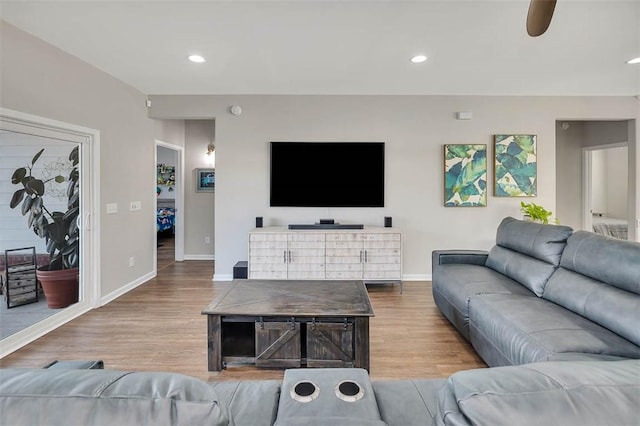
[196,168,215,192]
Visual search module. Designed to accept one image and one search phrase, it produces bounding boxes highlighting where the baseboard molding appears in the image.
[213,273,233,281]
[0,300,92,358]
[101,270,156,306]
[402,274,432,281]
[183,255,215,261]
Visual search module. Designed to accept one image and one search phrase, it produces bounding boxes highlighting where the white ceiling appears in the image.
[1,0,639,96]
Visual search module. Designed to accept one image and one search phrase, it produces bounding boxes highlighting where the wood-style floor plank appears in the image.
[0,260,485,381]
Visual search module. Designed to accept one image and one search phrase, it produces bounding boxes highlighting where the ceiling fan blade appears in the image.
[527,0,557,37]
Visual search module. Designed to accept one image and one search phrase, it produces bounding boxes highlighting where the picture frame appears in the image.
[444,144,487,207]
[494,134,537,197]
[196,168,215,192]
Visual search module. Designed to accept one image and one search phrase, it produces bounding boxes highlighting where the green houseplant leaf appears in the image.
[8,147,80,270]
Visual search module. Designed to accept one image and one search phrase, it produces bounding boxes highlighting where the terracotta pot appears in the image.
[37,267,79,309]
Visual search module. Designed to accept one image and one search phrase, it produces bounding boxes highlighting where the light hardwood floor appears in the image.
[0,259,485,382]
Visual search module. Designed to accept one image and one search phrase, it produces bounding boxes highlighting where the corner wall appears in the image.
[149,95,639,279]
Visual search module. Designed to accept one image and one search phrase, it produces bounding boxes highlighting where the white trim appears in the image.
[0,107,101,355]
[402,274,431,281]
[0,301,93,358]
[184,254,215,260]
[213,273,233,281]
[100,271,156,306]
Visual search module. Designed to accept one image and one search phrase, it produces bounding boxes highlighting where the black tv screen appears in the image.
[270,142,385,207]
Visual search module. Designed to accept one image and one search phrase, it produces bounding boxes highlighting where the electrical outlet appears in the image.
[205,236,211,244]
[130,201,142,211]
[129,257,135,267]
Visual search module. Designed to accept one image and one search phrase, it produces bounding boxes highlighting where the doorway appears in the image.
[154,141,184,273]
[0,108,99,357]
[583,144,629,240]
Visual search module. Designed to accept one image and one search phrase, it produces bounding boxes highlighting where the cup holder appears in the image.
[335,380,364,402]
[290,380,319,403]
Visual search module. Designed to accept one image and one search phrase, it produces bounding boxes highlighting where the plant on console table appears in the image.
[9,147,80,309]
[520,201,559,224]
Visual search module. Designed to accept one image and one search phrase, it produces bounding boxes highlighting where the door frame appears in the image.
[0,107,100,357]
[582,142,629,235]
[154,140,185,269]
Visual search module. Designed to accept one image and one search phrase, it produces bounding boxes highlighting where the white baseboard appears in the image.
[0,300,92,358]
[402,274,432,281]
[183,255,215,261]
[213,273,233,281]
[101,270,156,306]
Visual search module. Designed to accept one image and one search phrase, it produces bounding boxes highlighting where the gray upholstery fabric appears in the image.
[0,369,228,426]
[544,268,640,347]
[490,216,573,265]
[435,360,640,426]
[484,217,573,296]
[468,294,640,366]
[432,264,535,340]
[274,368,383,425]
[373,379,445,426]
[210,380,281,426]
[431,250,488,267]
[485,246,557,296]
[559,231,640,295]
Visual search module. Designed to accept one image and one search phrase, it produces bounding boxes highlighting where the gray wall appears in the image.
[0,21,179,299]
[184,120,215,259]
[149,95,639,280]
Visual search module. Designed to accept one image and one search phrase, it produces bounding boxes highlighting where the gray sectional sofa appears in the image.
[432,216,640,367]
[2,360,639,425]
[2,217,639,425]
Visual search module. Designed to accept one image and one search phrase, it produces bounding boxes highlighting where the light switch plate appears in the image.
[130,201,142,211]
[106,203,118,214]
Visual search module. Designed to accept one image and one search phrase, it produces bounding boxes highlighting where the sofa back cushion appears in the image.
[435,360,640,426]
[485,217,573,296]
[0,369,229,426]
[543,231,640,346]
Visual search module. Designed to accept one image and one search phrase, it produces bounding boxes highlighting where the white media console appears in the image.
[248,226,402,286]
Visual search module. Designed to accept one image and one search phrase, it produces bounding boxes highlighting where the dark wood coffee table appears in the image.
[202,280,374,372]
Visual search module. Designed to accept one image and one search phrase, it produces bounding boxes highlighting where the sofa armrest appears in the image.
[432,250,488,268]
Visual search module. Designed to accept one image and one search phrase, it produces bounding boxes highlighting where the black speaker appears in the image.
[384,216,392,228]
[256,217,263,228]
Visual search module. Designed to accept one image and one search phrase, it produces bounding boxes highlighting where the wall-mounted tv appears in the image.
[270,142,385,207]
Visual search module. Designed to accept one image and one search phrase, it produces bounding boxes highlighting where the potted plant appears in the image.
[9,147,80,308]
[520,201,559,224]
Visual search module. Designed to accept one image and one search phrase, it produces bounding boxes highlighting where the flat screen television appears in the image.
[270,142,385,207]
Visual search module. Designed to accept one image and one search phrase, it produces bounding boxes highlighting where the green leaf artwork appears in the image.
[444,144,487,207]
[494,134,537,197]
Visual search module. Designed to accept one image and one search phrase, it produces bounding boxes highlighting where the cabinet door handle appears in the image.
[283,250,287,263]
[288,250,292,263]
[360,250,363,263]
[365,250,368,263]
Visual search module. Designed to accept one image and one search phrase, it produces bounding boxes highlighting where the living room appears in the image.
[0,1,639,424]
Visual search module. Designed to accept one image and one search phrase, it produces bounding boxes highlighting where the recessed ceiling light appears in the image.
[411,55,427,64]
[626,57,640,64]
[188,55,206,63]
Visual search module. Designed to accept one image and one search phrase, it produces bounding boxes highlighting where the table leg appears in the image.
[354,316,370,372]
[208,315,222,371]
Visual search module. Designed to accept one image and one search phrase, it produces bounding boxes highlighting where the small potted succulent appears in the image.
[9,147,80,308]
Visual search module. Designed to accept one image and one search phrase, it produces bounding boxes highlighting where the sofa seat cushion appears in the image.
[435,360,640,426]
[373,379,445,426]
[210,380,281,426]
[468,294,640,366]
[0,369,228,426]
[432,264,535,340]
